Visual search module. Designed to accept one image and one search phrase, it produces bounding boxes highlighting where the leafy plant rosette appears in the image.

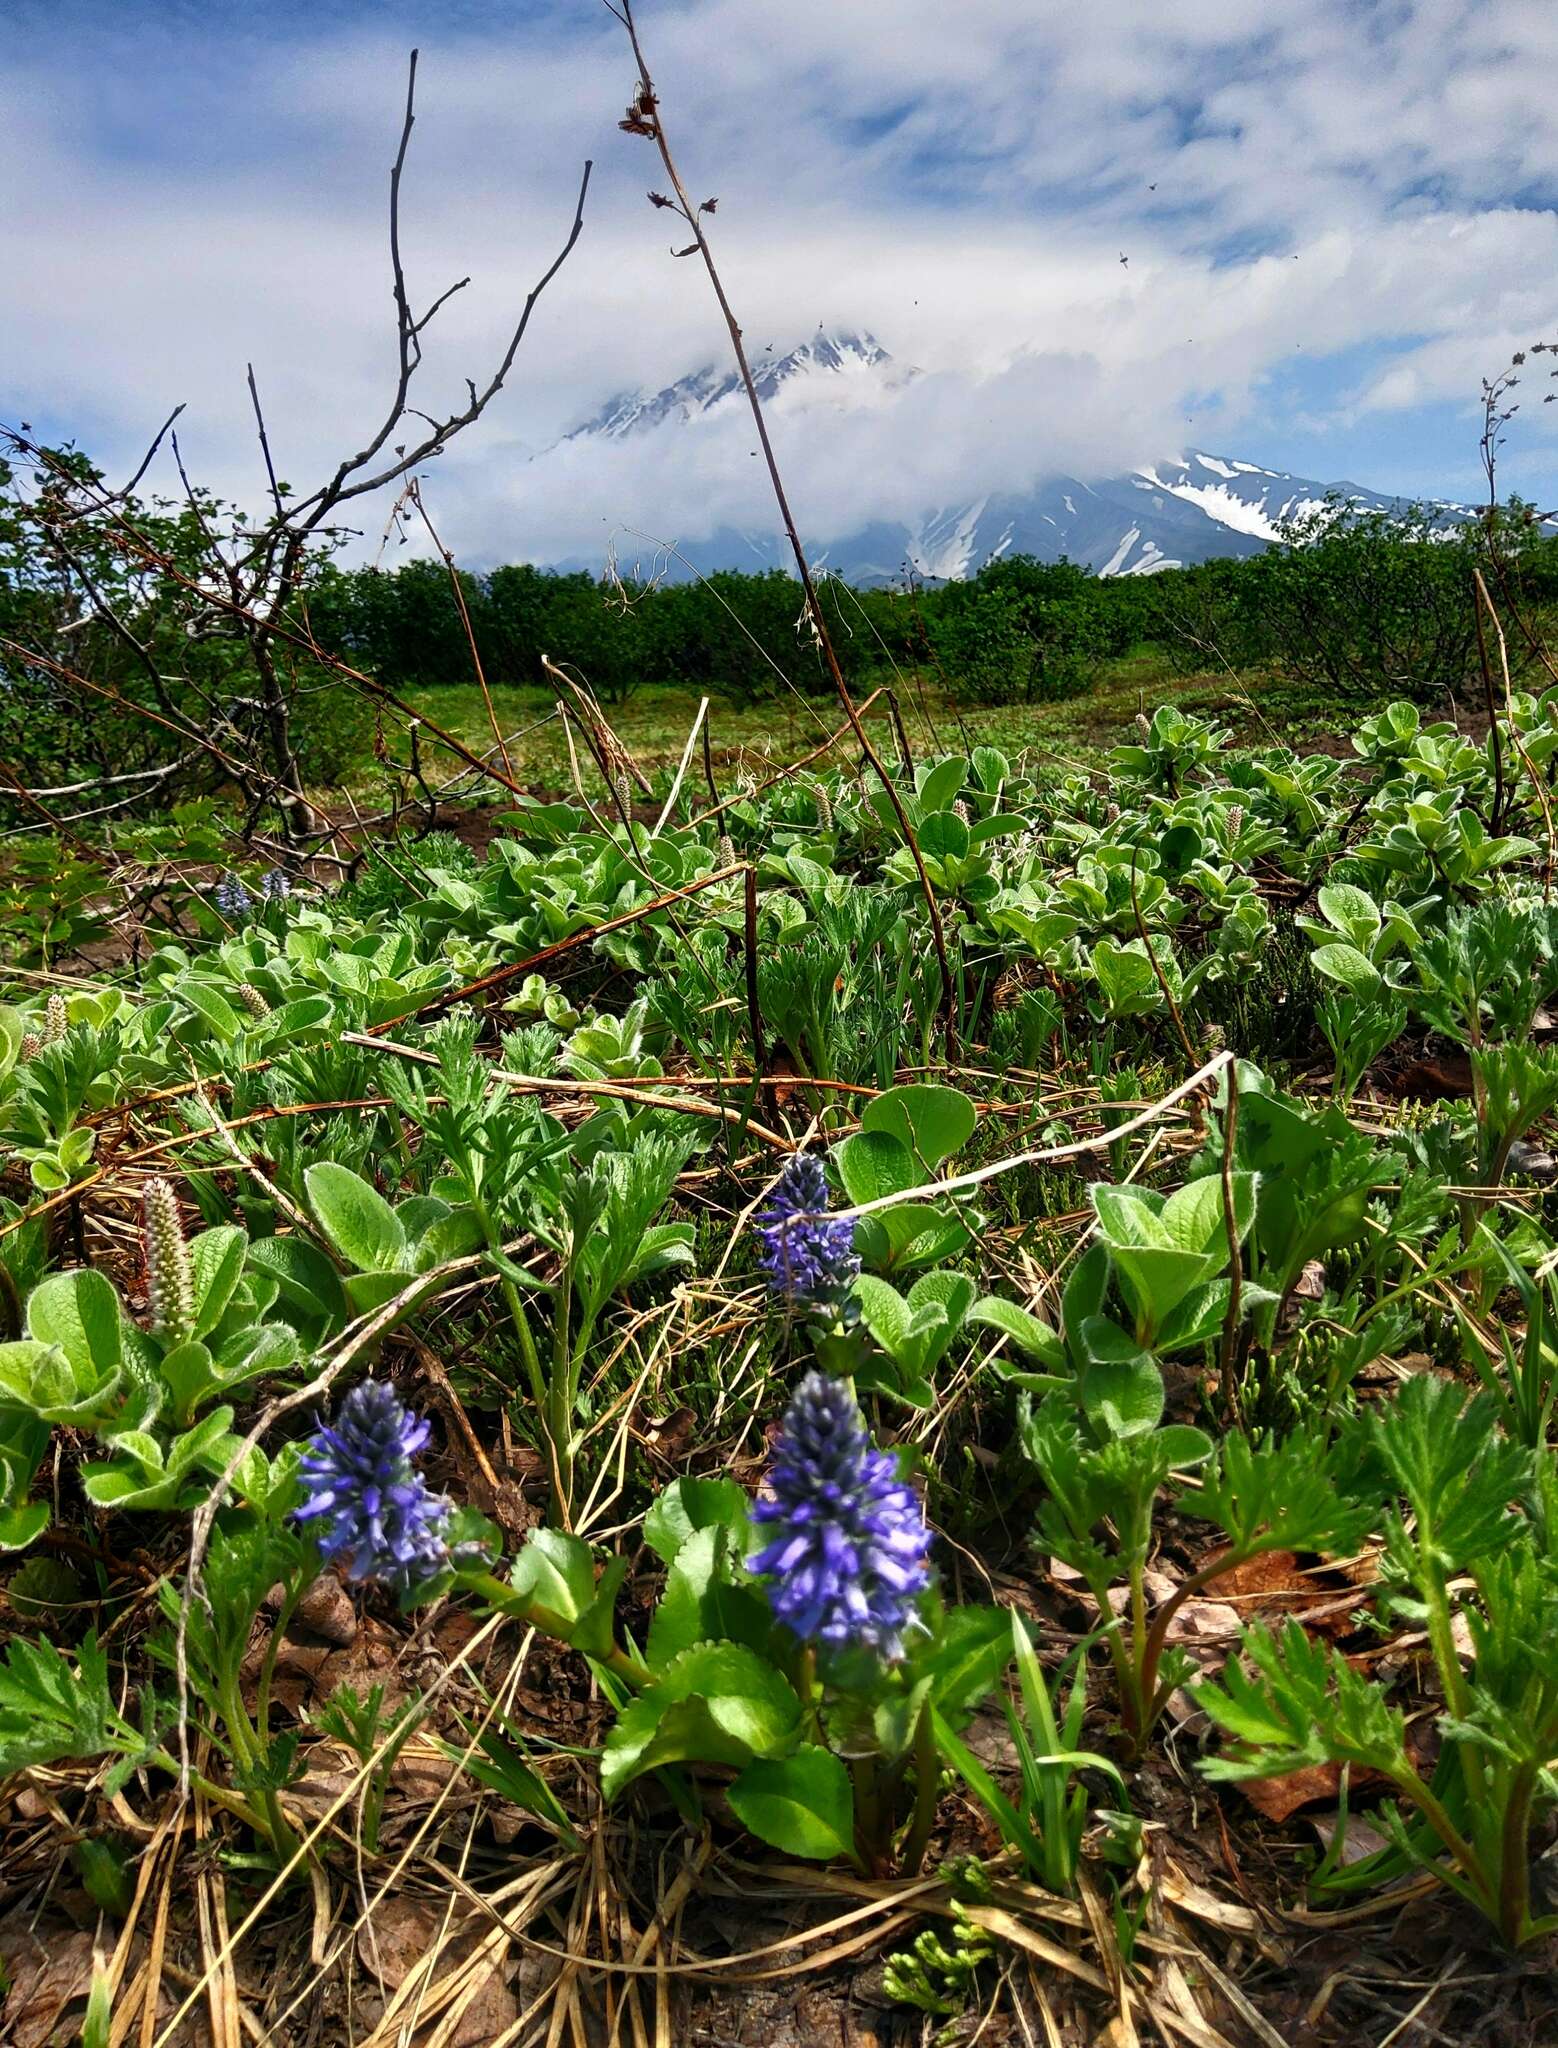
[458,1376,1011,1872]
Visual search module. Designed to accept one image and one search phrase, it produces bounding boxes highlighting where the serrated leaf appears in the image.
[646,1525,772,1672]
[921,1604,1012,1721]
[643,1476,752,1565]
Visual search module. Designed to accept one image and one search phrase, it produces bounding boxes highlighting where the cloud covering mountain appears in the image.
[534,330,1482,583]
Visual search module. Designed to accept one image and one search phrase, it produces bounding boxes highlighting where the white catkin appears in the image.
[142,1177,195,1343]
[1227,804,1245,838]
[813,783,833,830]
[1135,712,1152,742]
[17,1033,41,1064]
[44,993,68,1044]
[717,833,737,870]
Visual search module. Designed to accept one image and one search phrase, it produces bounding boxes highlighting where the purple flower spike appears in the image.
[213,876,252,920]
[755,1154,860,1306]
[293,1382,452,1587]
[749,1373,932,1661]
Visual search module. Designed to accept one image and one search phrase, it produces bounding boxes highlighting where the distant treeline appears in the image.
[7,450,1558,814]
[305,498,1558,710]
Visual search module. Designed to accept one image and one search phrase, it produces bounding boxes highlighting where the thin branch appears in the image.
[245,363,286,522]
[608,0,957,1055]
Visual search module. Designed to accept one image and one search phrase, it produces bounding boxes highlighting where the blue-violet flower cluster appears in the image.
[749,1372,932,1660]
[756,1154,860,1307]
[213,876,252,921]
[294,1382,452,1587]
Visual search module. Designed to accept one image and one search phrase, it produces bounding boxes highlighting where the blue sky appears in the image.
[3,0,1556,564]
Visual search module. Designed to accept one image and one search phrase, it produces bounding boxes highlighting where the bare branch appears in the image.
[245,362,286,521]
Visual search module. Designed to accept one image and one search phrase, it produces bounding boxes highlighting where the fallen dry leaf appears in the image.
[0,1923,96,2048]
[1309,1811,1394,1866]
[1238,1761,1389,1824]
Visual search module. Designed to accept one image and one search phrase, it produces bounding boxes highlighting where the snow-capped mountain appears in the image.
[565,330,905,442]
[550,330,1481,584]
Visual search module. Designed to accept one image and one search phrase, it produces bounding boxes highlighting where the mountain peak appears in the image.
[563,329,897,444]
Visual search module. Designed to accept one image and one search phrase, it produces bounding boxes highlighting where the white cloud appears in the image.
[2,0,1556,565]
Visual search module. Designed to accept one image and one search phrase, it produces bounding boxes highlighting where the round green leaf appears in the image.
[727,1744,855,1861]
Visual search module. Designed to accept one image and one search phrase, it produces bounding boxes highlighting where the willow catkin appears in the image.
[142,1177,195,1344]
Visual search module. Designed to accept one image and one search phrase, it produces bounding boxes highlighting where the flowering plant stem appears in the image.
[476,1199,573,1518]
[463,1569,650,1689]
[899,1699,939,1876]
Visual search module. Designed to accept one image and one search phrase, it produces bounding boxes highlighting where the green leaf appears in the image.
[1310,942,1384,1000]
[921,1604,1012,1722]
[727,1745,855,1861]
[252,994,334,1042]
[177,980,242,1041]
[0,1338,118,1427]
[509,1527,598,1626]
[342,1271,417,1316]
[1158,1174,1255,1257]
[967,1296,1067,1372]
[855,1202,971,1275]
[304,1163,406,1273]
[26,1269,123,1379]
[1076,1319,1164,1438]
[646,1525,771,1672]
[1316,883,1382,948]
[919,809,971,864]
[245,1235,348,1329]
[853,1274,914,1361]
[600,1642,800,1800]
[643,1476,752,1565]
[1153,1425,1215,1470]
[861,1084,977,1171]
[0,1631,121,1776]
[571,1555,631,1662]
[834,1130,917,1207]
[189,1227,248,1338]
[916,756,969,816]
[0,1502,49,1551]
[158,1340,217,1422]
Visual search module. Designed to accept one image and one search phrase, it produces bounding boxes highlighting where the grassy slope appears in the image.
[399,650,1335,799]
